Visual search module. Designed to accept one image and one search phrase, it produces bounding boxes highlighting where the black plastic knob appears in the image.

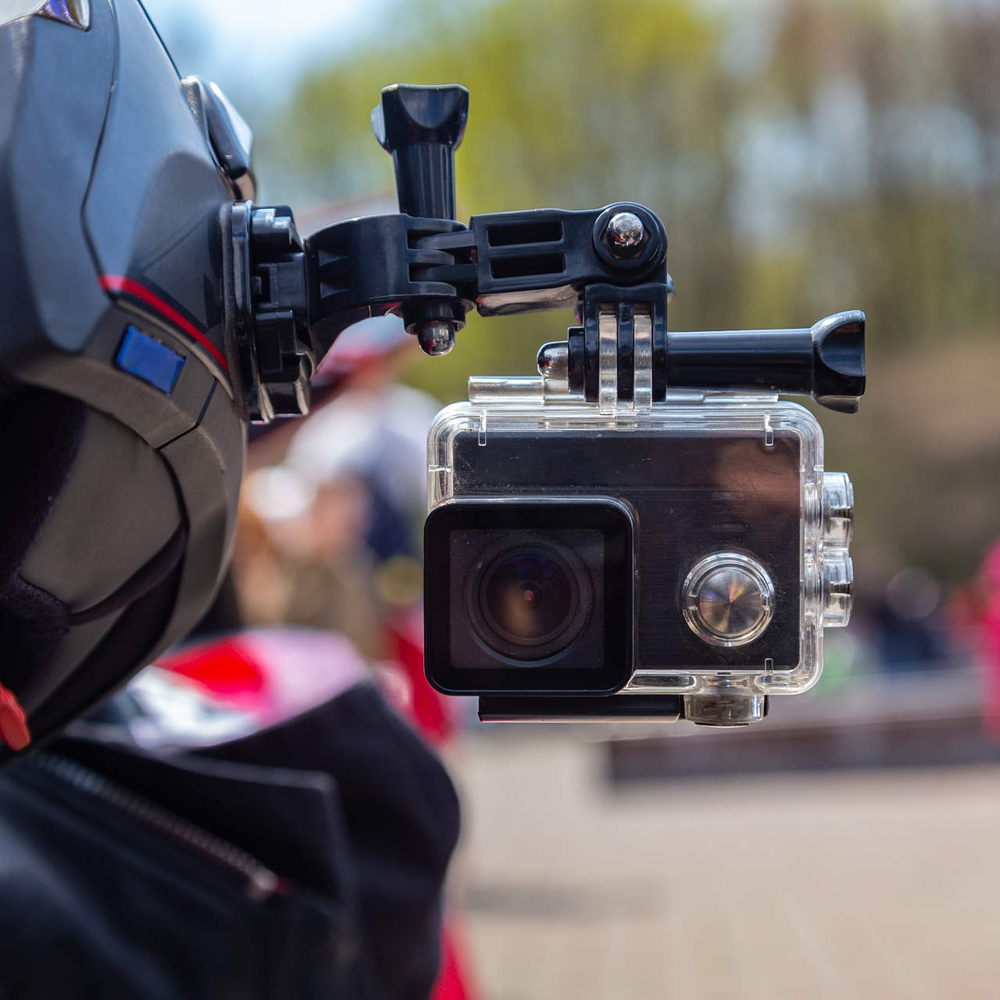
[810,310,867,413]
[664,310,866,412]
[371,84,469,220]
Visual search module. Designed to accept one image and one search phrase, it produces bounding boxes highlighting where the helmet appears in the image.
[0,1,252,753]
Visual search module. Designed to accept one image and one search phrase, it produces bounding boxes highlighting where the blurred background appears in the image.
[147,0,1000,996]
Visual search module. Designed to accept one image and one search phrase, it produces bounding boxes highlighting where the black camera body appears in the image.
[424,369,856,726]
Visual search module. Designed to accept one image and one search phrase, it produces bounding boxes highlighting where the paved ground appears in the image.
[444,731,1000,1000]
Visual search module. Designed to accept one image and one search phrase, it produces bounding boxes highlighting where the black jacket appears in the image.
[0,680,460,999]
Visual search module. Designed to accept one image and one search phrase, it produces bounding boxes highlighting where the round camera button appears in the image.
[682,553,775,647]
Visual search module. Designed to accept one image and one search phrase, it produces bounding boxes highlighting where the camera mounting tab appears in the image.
[224,201,314,422]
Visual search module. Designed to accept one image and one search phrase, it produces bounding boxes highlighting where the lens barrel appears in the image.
[468,538,593,661]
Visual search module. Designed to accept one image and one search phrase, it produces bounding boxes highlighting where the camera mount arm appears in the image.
[223,84,865,422]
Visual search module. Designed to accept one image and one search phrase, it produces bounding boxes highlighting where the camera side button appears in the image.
[821,553,854,627]
[822,471,854,547]
[682,553,775,647]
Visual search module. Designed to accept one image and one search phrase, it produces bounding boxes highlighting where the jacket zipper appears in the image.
[25,751,280,899]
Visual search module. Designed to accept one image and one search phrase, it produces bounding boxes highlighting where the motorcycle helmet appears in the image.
[0,0,253,753]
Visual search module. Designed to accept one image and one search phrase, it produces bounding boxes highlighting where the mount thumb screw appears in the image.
[604,211,645,256]
[414,320,456,356]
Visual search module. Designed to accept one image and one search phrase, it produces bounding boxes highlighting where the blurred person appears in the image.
[950,541,1000,743]
[235,315,459,745]
[284,315,439,564]
[287,318,458,742]
[239,463,386,658]
[870,566,954,673]
[232,316,437,661]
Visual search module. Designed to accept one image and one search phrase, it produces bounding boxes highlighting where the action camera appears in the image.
[424,312,859,726]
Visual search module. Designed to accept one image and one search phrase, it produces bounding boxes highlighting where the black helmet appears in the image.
[0,1,254,753]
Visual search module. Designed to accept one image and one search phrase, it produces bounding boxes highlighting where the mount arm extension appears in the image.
[307,84,670,358]
[224,84,865,422]
[305,202,669,348]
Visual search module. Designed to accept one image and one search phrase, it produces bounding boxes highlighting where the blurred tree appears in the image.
[263,0,1000,582]
[262,0,736,394]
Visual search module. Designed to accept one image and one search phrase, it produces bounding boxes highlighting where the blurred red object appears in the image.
[976,542,1000,741]
[952,541,1000,742]
[157,628,367,727]
[387,607,454,746]
[434,918,475,1000]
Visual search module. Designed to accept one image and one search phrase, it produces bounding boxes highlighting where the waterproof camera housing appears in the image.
[424,339,856,726]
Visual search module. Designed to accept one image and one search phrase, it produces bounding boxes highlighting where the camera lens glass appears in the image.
[483,550,576,643]
[468,537,594,661]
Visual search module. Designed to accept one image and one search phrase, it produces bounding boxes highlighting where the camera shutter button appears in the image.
[682,553,775,647]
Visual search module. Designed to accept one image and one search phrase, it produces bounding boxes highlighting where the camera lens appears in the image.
[484,552,575,641]
[468,537,593,660]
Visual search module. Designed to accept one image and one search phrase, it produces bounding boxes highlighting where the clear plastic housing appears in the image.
[428,380,847,702]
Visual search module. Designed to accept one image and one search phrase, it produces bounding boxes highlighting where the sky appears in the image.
[141,0,981,111]
[140,0,994,226]
[141,0,391,106]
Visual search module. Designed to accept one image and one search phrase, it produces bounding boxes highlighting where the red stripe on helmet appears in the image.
[100,274,229,373]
